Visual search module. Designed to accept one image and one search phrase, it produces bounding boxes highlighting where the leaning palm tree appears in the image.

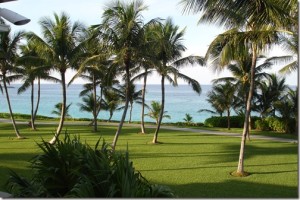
[97,0,148,150]
[0,28,24,138]
[148,18,204,143]
[27,12,86,144]
[180,0,294,176]
[17,41,59,130]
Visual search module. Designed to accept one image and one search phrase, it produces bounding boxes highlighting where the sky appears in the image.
[2,0,298,86]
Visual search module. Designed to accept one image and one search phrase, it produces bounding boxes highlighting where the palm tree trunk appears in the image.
[3,76,22,138]
[112,66,130,151]
[128,102,133,123]
[236,44,257,175]
[33,78,41,129]
[92,76,97,132]
[108,110,113,122]
[227,109,230,130]
[30,81,36,130]
[91,86,103,126]
[153,75,165,143]
[49,72,67,144]
[140,71,147,133]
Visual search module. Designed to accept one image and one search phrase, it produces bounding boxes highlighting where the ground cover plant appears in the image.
[0,123,298,198]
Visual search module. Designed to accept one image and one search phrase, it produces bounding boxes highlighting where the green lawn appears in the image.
[0,123,298,198]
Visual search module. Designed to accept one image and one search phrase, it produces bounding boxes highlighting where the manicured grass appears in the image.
[0,122,298,198]
[188,126,298,140]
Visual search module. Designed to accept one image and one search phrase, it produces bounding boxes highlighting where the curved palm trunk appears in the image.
[49,72,67,144]
[237,44,257,175]
[108,110,113,122]
[140,71,147,133]
[153,75,165,143]
[30,81,36,130]
[3,76,22,138]
[33,78,41,129]
[112,66,130,151]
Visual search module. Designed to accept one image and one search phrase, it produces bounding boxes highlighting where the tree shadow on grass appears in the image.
[169,179,298,198]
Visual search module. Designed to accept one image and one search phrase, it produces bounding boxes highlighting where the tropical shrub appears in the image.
[265,117,285,132]
[6,133,175,198]
[254,119,270,131]
[204,116,260,128]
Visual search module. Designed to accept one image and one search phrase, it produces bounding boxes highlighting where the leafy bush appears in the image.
[6,132,175,198]
[204,116,260,128]
[265,117,285,132]
[255,119,270,131]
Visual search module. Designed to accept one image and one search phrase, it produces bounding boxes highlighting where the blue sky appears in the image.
[2,0,297,86]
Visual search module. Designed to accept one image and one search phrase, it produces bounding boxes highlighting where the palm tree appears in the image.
[212,81,237,130]
[77,93,102,123]
[117,82,146,123]
[69,29,114,132]
[180,0,294,176]
[130,20,158,133]
[52,103,72,118]
[148,18,203,143]
[183,113,193,125]
[98,0,148,150]
[0,29,24,138]
[212,54,273,135]
[199,89,225,117]
[103,88,122,122]
[17,41,59,130]
[145,101,170,124]
[254,73,288,118]
[27,12,86,144]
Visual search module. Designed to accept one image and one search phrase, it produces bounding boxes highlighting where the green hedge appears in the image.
[204,116,260,128]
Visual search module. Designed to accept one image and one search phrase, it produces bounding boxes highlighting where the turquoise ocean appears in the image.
[1,84,217,123]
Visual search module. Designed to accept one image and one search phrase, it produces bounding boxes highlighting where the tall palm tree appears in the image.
[0,29,24,138]
[148,18,203,143]
[180,0,294,176]
[69,29,114,132]
[98,0,148,150]
[130,20,158,133]
[17,41,59,130]
[27,12,86,144]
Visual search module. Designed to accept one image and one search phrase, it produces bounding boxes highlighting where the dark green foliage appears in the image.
[254,117,296,134]
[6,132,175,198]
[265,117,296,134]
[204,116,260,128]
[254,119,270,131]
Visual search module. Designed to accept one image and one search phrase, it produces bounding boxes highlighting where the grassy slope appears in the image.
[0,123,298,198]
